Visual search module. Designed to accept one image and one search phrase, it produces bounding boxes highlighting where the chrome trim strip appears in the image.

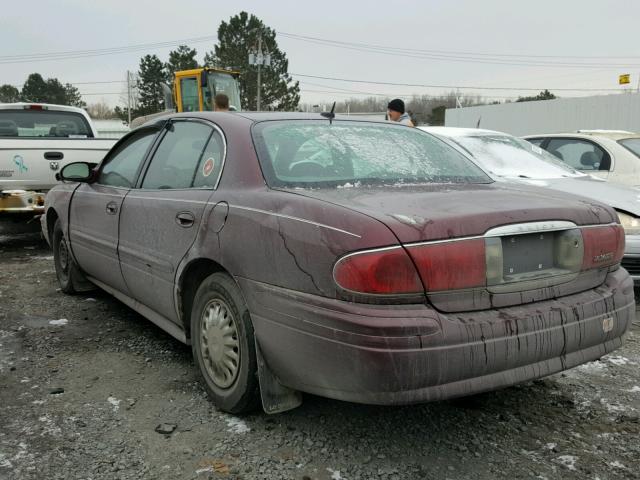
[484,220,578,237]
[123,195,209,205]
[230,204,361,238]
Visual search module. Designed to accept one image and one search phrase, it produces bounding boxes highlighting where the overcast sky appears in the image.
[1,0,638,108]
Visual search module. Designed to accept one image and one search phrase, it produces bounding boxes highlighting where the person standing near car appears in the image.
[387,99,414,126]
[214,94,230,112]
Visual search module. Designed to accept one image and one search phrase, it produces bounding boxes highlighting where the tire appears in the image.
[191,272,260,414]
[52,219,86,294]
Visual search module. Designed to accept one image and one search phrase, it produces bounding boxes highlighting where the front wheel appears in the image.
[191,272,259,414]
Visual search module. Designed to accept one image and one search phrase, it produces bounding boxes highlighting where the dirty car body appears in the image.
[42,113,635,413]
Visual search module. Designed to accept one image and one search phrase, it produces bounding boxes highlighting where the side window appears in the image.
[180,77,200,113]
[526,138,545,147]
[193,130,225,188]
[142,121,212,189]
[546,138,610,171]
[97,130,156,188]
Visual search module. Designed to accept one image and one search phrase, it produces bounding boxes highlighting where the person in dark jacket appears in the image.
[387,98,414,126]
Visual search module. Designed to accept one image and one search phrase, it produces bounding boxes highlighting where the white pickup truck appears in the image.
[0,103,117,218]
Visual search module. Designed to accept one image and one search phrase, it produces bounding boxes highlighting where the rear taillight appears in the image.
[582,224,625,270]
[406,238,486,291]
[333,247,422,295]
[333,223,625,297]
[23,104,46,110]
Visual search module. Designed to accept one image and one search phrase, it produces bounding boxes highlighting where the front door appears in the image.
[118,120,225,323]
[68,129,158,294]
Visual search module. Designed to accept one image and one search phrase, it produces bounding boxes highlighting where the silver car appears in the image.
[421,127,640,286]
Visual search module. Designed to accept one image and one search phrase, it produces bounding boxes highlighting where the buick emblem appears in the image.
[49,161,59,171]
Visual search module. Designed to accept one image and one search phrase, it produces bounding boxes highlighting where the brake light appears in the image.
[333,247,422,294]
[407,238,486,291]
[582,224,625,270]
[24,104,46,110]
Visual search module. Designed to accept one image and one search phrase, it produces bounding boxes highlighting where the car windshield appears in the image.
[252,120,491,188]
[447,134,584,179]
[619,138,640,159]
[0,109,92,138]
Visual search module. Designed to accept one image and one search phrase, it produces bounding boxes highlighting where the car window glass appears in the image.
[619,138,640,159]
[546,138,608,171]
[526,138,545,147]
[193,129,225,188]
[253,121,491,187]
[449,134,581,179]
[180,77,200,112]
[142,121,212,189]
[97,130,156,188]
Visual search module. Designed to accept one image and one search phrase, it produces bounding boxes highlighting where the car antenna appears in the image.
[321,102,336,125]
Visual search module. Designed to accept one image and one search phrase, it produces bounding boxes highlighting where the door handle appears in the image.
[106,202,118,215]
[175,211,195,228]
[44,151,64,160]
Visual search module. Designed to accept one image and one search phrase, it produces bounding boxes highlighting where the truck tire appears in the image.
[191,272,260,414]
[52,219,87,294]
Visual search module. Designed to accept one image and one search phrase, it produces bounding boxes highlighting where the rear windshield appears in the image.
[0,109,93,138]
[447,134,583,179]
[619,138,640,159]
[252,120,491,188]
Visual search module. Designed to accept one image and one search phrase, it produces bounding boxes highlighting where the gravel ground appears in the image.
[1,223,639,480]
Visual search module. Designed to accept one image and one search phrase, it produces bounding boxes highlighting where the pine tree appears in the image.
[205,11,300,110]
[166,45,199,79]
[0,85,20,103]
[136,55,168,116]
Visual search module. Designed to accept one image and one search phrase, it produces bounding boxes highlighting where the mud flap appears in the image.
[255,339,302,414]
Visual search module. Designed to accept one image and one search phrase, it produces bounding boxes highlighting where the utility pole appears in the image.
[249,29,271,111]
[126,70,132,125]
[256,33,262,111]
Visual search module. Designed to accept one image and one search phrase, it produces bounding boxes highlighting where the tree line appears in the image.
[0,74,85,108]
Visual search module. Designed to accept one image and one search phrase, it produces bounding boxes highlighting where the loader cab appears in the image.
[173,68,242,113]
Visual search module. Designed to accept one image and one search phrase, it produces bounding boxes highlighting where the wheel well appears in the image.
[178,258,226,340]
[46,208,59,242]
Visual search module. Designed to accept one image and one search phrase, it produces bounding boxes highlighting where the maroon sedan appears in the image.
[41,112,634,414]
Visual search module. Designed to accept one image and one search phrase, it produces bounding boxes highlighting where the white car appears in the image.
[421,127,640,286]
[0,103,117,217]
[523,130,640,187]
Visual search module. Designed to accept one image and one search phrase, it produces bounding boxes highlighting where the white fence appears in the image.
[445,92,640,136]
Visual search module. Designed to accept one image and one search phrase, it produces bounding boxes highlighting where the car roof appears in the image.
[0,102,88,114]
[524,131,640,141]
[150,111,393,125]
[419,126,508,138]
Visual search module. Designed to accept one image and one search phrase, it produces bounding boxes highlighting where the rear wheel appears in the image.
[52,219,85,294]
[191,272,259,414]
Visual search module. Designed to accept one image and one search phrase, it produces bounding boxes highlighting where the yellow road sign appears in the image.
[619,74,631,85]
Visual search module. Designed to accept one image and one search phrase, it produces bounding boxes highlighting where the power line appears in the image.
[278,32,640,68]
[0,35,217,64]
[292,73,621,92]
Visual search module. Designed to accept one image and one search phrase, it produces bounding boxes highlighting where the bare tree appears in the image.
[86,102,117,119]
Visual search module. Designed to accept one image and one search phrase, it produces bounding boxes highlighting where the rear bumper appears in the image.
[0,190,45,216]
[240,267,635,405]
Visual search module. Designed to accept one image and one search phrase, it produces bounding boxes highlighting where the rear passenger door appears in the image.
[118,119,225,324]
[545,138,611,179]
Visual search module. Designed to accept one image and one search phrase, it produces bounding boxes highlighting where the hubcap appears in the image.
[200,299,240,388]
[58,239,69,273]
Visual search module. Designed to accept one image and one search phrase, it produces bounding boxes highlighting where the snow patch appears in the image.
[626,386,640,393]
[327,468,343,480]
[107,396,121,411]
[576,361,606,373]
[606,355,634,366]
[48,319,68,326]
[556,455,577,471]
[609,461,626,469]
[225,416,250,434]
[544,443,557,450]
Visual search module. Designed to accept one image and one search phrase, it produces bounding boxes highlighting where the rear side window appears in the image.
[619,138,640,159]
[252,120,490,188]
[0,109,92,138]
[546,138,611,171]
[98,130,156,188]
[193,130,225,188]
[526,138,545,147]
[142,121,213,189]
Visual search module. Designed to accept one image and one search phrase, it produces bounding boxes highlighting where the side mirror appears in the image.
[59,162,93,182]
